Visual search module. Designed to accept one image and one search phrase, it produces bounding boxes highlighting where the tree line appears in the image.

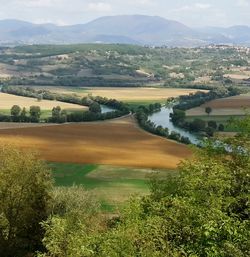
[0,86,130,123]
[170,108,225,137]
[174,86,242,111]
[170,86,242,136]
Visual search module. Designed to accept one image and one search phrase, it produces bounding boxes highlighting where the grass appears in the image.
[48,162,170,209]
[49,163,99,187]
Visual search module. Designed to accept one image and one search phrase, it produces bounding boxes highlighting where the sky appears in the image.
[0,0,249,27]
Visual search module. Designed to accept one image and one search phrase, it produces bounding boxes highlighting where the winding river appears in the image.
[100,105,116,114]
[148,106,200,145]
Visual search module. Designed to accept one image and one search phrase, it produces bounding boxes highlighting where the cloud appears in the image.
[236,0,250,7]
[194,3,211,9]
[15,0,62,8]
[133,0,155,5]
[174,2,212,12]
[87,2,112,12]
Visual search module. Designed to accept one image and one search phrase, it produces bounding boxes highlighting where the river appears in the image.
[148,106,200,145]
[100,105,116,114]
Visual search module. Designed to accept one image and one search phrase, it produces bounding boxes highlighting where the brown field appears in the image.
[186,95,250,116]
[0,122,56,130]
[33,86,206,102]
[0,92,87,110]
[0,116,191,169]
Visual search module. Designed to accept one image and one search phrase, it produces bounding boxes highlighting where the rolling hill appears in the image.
[0,15,249,46]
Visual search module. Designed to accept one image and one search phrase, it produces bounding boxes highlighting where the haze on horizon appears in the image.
[0,0,249,28]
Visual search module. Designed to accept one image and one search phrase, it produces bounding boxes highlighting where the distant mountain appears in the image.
[0,15,249,46]
[199,25,250,44]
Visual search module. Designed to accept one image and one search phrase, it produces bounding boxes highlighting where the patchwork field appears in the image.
[0,92,87,111]
[50,162,173,208]
[0,116,191,169]
[186,94,250,116]
[33,86,205,103]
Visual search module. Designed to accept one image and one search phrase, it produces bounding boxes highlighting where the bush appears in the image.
[0,145,52,257]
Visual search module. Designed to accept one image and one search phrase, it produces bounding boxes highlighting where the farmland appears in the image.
[0,116,191,169]
[186,94,250,116]
[1,44,250,90]
[0,92,87,115]
[39,86,205,103]
[49,162,173,208]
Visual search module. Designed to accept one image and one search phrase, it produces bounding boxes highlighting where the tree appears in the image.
[89,102,101,113]
[170,109,186,125]
[189,118,206,132]
[218,124,225,131]
[205,106,212,116]
[20,107,27,122]
[10,105,21,117]
[0,145,52,257]
[60,110,68,123]
[29,106,41,122]
[98,116,250,256]
[205,126,215,137]
[52,106,61,122]
[37,95,43,102]
[38,186,102,257]
[208,120,217,129]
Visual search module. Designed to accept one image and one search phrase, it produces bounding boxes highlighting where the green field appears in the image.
[0,109,52,119]
[185,115,245,132]
[49,162,173,210]
[0,108,85,120]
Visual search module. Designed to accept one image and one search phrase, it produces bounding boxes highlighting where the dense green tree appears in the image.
[98,116,250,257]
[205,126,215,137]
[208,120,217,129]
[218,124,225,131]
[30,106,41,122]
[20,107,27,122]
[170,109,186,124]
[52,106,62,122]
[38,186,102,257]
[189,118,206,132]
[205,106,212,116]
[89,102,101,113]
[10,105,21,117]
[0,145,52,257]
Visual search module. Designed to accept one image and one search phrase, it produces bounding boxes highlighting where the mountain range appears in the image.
[0,15,250,47]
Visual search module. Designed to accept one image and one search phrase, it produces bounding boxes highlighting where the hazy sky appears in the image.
[0,0,249,27]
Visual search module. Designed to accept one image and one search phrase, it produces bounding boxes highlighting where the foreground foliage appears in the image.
[39,117,250,256]
[0,117,249,256]
[0,146,52,257]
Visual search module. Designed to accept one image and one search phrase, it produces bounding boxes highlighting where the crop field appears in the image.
[0,116,191,169]
[0,122,56,130]
[33,86,205,103]
[0,92,87,112]
[186,94,250,117]
[49,162,172,208]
